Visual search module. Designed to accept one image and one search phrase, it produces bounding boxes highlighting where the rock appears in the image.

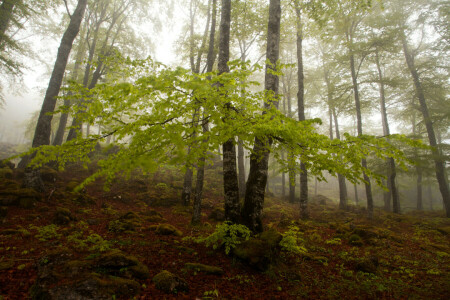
[0,187,40,208]
[0,206,7,218]
[30,249,146,300]
[40,166,58,183]
[311,194,331,205]
[108,212,142,233]
[23,167,45,193]
[0,260,14,270]
[184,263,223,275]
[355,256,379,274]
[348,234,364,246]
[352,226,379,240]
[233,228,282,271]
[0,160,14,169]
[140,209,163,218]
[155,224,183,236]
[0,167,13,179]
[152,270,189,294]
[96,250,149,280]
[208,207,225,221]
[53,207,76,225]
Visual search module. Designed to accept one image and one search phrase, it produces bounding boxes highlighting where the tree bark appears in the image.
[402,36,450,217]
[0,0,15,45]
[242,0,280,232]
[191,0,217,223]
[294,1,308,219]
[218,0,240,223]
[349,49,374,218]
[18,0,88,168]
[331,107,348,210]
[375,49,399,213]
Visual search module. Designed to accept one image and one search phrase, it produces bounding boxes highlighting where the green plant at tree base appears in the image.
[198,221,251,255]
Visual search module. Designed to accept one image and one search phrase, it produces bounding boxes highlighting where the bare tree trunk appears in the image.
[331,107,348,210]
[237,138,246,198]
[416,166,423,210]
[242,0,280,232]
[402,37,449,217]
[354,184,359,205]
[428,183,433,210]
[281,151,286,200]
[191,0,217,224]
[218,0,240,223]
[375,49,399,213]
[294,1,308,219]
[349,50,373,218]
[18,0,88,168]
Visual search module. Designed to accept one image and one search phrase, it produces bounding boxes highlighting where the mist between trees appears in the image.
[0,0,448,222]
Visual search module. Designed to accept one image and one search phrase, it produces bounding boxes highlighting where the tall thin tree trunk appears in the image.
[428,183,433,211]
[191,0,217,224]
[242,0,281,232]
[375,49,399,213]
[402,36,450,217]
[349,47,373,217]
[417,166,423,210]
[237,139,246,198]
[18,0,88,168]
[294,1,308,219]
[218,0,240,223]
[281,151,286,200]
[331,107,348,209]
[354,184,359,205]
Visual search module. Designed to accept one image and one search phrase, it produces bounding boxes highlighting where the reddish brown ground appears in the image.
[1,165,449,299]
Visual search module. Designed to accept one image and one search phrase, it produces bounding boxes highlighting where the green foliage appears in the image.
[199,221,251,255]
[280,225,307,255]
[325,237,342,245]
[18,56,418,191]
[30,224,61,241]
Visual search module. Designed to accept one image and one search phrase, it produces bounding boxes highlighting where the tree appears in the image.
[293,0,308,218]
[241,0,281,232]
[18,0,88,168]
[191,0,217,225]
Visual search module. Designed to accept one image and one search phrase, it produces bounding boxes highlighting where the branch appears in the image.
[63,0,72,18]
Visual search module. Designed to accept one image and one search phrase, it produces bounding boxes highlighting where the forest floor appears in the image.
[0,160,449,299]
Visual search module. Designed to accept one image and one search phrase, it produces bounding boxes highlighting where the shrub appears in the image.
[199,221,251,255]
[280,225,307,255]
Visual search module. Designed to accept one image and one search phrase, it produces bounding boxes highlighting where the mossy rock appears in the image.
[108,219,136,232]
[348,234,364,246]
[0,167,13,179]
[0,260,14,270]
[152,270,189,294]
[155,224,183,236]
[140,209,163,218]
[40,166,58,183]
[259,228,282,248]
[0,187,40,207]
[66,181,79,192]
[208,207,225,221]
[0,160,14,169]
[355,256,379,274]
[184,263,223,275]
[144,215,166,223]
[53,207,76,225]
[0,206,8,218]
[352,226,379,240]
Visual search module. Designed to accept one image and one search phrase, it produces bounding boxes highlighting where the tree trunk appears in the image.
[281,151,286,200]
[294,1,308,219]
[375,49,399,213]
[402,36,450,217]
[242,0,280,232]
[349,50,373,218]
[237,139,246,198]
[428,183,433,210]
[18,0,88,168]
[416,166,423,210]
[191,0,217,223]
[331,107,348,210]
[218,0,240,223]
[285,75,295,203]
[0,0,15,45]
[354,184,359,205]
